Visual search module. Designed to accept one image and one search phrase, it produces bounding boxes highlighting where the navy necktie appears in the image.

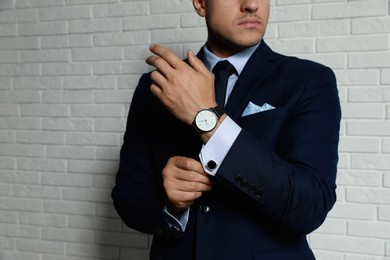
[212,60,236,108]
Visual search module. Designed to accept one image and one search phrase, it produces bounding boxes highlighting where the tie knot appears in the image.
[212,60,236,76]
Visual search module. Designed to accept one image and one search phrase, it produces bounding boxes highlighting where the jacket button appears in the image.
[200,204,210,214]
[234,174,243,184]
[249,184,256,193]
[255,189,264,198]
[241,180,249,189]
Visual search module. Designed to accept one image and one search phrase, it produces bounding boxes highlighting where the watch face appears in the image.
[195,110,218,132]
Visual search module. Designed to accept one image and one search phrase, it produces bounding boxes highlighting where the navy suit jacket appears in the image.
[112,41,341,260]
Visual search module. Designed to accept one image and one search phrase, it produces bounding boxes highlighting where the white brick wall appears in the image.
[0,0,389,259]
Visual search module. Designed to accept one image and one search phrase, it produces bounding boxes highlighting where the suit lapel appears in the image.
[225,41,277,120]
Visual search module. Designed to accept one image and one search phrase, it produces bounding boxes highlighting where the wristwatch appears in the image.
[192,106,225,133]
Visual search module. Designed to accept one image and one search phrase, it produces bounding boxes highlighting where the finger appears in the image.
[173,156,204,173]
[187,49,210,75]
[150,44,185,70]
[145,55,171,78]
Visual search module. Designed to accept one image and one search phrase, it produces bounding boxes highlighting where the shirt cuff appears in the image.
[163,206,190,232]
[199,116,241,176]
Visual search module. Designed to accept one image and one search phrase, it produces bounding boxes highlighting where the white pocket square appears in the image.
[242,101,275,117]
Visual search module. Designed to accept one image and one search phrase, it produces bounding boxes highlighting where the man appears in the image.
[112,0,341,258]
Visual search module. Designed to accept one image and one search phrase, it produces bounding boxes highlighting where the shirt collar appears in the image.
[202,43,260,76]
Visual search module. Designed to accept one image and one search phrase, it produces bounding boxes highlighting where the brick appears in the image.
[64,76,116,90]
[0,0,14,10]
[0,118,41,130]
[317,35,388,53]
[21,49,70,63]
[151,0,193,14]
[0,131,15,143]
[352,154,390,170]
[0,144,44,158]
[17,239,65,254]
[310,234,384,255]
[279,19,350,38]
[0,9,38,23]
[0,183,11,196]
[124,14,180,31]
[341,103,385,119]
[384,139,390,153]
[349,52,390,69]
[118,75,143,89]
[72,47,123,61]
[95,119,126,132]
[66,132,119,146]
[71,104,123,118]
[352,17,390,35]
[262,38,315,54]
[379,205,390,221]
[19,212,67,227]
[96,147,119,160]
[349,220,390,239]
[0,64,40,76]
[0,24,17,36]
[0,223,40,238]
[47,146,95,160]
[347,121,390,136]
[0,209,18,224]
[328,202,376,220]
[42,172,92,187]
[0,104,20,116]
[313,218,347,235]
[62,187,111,203]
[66,243,118,258]
[0,197,42,212]
[0,91,40,103]
[94,32,150,46]
[39,6,90,21]
[345,254,389,260]
[69,215,121,231]
[347,187,390,204]
[269,5,310,22]
[41,35,92,49]
[298,53,346,70]
[94,231,148,248]
[68,160,118,174]
[0,50,19,63]
[19,22,67,36]
[93,2,148,18]
[13,185,61,200]
[348,87,384,103]
[17,158,66,172]
[95,203,119,218]
[94,61,148,75]
[383,69,390,84]
[0,157,16,170]
[42,227,94,243]
[44,200,94,216]
[336,69,379,86]
[0,171,40,185]
[119,248,149,260]
[16,0,65,8]
[337,170,382,187]
[43,91,93,104]
[14,77,63,90]
[312,0,388,20]
[69,19,122,34]
[310,250,344,260]
[0,77,11,89]
[0,251,40,260]
[16,131,65,145]
[43,118,94,131]
[181,13,206,28]
[93,175,115,189]
[95,90,133,103]
[0,37,39,50]
[42,62,92,76]
[152,28,207,44]
[21,104,69,117]
[66,0,118,4]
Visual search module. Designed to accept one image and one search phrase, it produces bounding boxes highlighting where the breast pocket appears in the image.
[236,107,287,148]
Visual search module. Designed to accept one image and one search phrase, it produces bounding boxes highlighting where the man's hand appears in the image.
[146,44,217,126]
[162,156,213,215]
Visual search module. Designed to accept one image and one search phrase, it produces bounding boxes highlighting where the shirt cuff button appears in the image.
[206,160,217,170]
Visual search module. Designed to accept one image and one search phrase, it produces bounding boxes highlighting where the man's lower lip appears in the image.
[239,23,260,28]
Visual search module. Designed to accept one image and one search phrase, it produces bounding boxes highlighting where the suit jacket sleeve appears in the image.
[216,65,341,234]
